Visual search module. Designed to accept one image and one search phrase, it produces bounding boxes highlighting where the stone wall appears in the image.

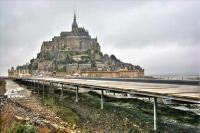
[81,70,144,78]
[8,67,31,78]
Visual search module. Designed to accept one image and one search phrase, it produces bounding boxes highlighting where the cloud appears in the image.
[100,1,200,49]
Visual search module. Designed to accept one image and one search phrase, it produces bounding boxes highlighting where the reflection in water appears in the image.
[4,80,31,98]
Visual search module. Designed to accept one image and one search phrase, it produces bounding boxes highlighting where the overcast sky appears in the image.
[0,0,200,76]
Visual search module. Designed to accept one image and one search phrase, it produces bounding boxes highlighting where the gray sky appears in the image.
[0,0,200,76]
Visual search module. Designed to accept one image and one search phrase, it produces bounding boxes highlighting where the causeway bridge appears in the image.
[13,77,200,131]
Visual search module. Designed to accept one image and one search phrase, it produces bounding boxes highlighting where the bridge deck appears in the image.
[27,78,200,103]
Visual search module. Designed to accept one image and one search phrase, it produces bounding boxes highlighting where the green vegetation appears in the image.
[0,113,2,133]
[86,91,200,132]
[41,96,54,108]
[9,123,39,133]
[63,51,79,57]
[43,52,52,60]
[57,107,80,125]
[40,96,81,125]
[54,64,66,72]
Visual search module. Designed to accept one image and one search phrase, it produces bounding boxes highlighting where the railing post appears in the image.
[153,97,157,131]
[75,86,79,102]
[101,90,104,110]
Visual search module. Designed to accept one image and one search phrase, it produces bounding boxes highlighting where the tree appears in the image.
[110,54,117,61]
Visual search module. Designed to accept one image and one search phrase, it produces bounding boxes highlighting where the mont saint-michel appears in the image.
[8,13,144,78]
[1,1,200,133]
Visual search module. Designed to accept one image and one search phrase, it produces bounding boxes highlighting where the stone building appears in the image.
[39,13,100,61]
[8,66,31,78]
[66,63,91,75]
[66,63,78,75]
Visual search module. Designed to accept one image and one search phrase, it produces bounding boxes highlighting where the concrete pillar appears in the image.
[43,81,45,99]
[37,80,39,94]
[101,90,104,110]
[34,80,36,93]
[52,82,54,94]
[29,80,30,86]
[153,97,157,131]
[61,84,63,97]
[75,86,79,102]
[49,82,51,94]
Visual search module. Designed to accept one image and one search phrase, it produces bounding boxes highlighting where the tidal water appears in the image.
[4,80,31,98]
[150,74,200,80]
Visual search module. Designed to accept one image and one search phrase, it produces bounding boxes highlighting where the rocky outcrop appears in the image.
[0,96,79,133]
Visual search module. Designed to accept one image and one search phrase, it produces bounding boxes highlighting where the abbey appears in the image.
[9,13,144,78]
[40,13,100,55]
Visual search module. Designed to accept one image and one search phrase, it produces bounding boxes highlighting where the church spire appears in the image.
[72,10,78,31]
[74,10,76,21]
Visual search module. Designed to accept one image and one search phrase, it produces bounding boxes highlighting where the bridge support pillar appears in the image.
[61,84,64,97]
[43,81,45,100]
[37,80,40,94]
[34,80,36,93]
[49,82,51,94]
[101,90,104,110]
[75,86,79,102]
[153,97,157,131]
[52,83,54,94]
